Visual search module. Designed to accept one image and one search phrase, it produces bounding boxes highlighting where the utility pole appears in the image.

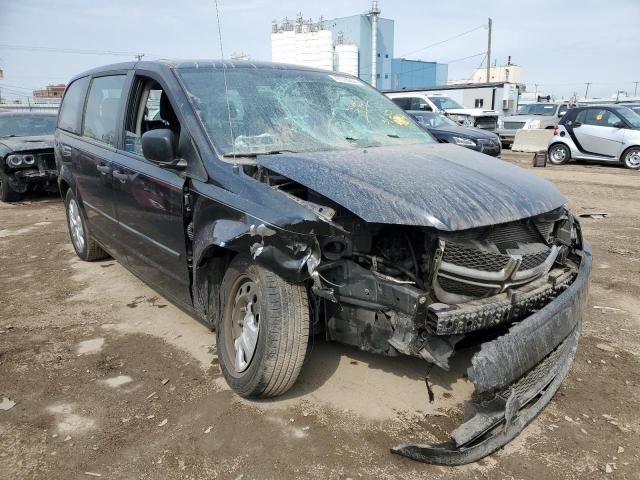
[534,83,539,100]
[486,17,492,83]
[369,0,381,88]
[584,82,591,99]
[634,80,639,97]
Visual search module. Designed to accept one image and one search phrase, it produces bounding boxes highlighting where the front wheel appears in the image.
[622,147,640,170]
[217,255,310,398]
[0,171,19,202]
[548,143,571,165]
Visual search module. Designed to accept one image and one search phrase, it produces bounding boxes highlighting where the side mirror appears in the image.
[141,129,186,170]
[558,110,567,117]
[612,121,625,129]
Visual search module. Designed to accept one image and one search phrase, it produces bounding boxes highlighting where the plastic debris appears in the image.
[0,397,16,410]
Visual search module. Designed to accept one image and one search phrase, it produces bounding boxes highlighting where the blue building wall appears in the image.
[327,15,394,90]
[389,59,449,90]
[327,14,447,90]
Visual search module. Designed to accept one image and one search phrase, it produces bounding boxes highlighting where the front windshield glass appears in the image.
[428,96,464,110]
[177,67,434,156]
[413,112,457,128]
[618,107,640,129]
[0,114,57,137]
[517,104,557,116]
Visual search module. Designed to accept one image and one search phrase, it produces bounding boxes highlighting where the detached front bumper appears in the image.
[392,242,592,465]
[8,169,58,193]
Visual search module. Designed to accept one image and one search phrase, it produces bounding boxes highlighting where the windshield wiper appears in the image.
[222,149,298,158]
[0,134,17,138]
[387,134,400,138]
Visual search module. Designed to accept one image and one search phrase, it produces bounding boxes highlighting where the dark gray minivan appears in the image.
[55,60,591,465]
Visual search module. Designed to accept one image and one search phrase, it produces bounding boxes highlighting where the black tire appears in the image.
[64,189,109,261]
[0,170,20,202]
[548,143,571,165]
[621,146,640,170]
[217,255,309,398]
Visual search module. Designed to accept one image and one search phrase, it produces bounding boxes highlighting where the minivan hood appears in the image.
[257,143,566,232]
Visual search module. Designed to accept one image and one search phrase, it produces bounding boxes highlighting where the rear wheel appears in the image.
[64,189,109,261]
[0,171,19,202]
[622,147,640,170]
[548,143,571,165]
[217,255,309,398]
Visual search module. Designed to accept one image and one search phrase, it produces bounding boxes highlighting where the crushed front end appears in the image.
[308,205,590,464]
[250,159,590,464]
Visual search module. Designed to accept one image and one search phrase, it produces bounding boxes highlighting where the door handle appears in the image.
[112,169,128,183]
[61,145,72,159]
[96,163,112,175]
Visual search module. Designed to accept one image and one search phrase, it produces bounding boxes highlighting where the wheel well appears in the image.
[193,245,236,328]
[58,179,71,200]
[620,145,640,162]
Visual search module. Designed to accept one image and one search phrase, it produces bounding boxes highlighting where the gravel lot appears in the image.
[1,153,639,479]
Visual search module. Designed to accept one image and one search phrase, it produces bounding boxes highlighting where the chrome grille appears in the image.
[437,276,493,298]
[475,117,498,130]
[442,243,509,272]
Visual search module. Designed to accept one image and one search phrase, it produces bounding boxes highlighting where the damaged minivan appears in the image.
[55,60,591,465]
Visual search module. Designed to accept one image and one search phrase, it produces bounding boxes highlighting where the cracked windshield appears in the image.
[177,67,434,156]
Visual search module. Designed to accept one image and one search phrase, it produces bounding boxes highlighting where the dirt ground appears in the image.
[1,153,639,479]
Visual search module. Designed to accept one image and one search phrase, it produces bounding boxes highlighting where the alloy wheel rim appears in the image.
[68,199,85,252]
[626,150,640,167]
[230,278,261,373]
[551,147,566,162]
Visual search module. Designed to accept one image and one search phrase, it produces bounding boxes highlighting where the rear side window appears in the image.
[82,75,127,147]
[58,77,89,134]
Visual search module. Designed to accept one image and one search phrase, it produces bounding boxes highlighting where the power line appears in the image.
[0,43,155,59]
[397,24,485,58]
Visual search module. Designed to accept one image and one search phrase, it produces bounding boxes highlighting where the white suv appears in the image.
[386,92,499,131]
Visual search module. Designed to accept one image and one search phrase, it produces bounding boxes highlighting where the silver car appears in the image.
[547,105,640,169]
[497,103,574,146]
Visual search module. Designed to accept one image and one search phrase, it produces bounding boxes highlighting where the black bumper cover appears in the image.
[392,242,592,465]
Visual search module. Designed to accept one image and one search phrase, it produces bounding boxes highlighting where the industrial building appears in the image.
[271,2,447,90]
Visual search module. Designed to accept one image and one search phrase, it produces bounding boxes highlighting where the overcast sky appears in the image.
[1,0,639,99]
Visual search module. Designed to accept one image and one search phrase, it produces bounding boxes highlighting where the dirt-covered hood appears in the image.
[257,143,566,231]
[0,135,54,153]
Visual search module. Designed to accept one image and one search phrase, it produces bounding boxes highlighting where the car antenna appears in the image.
[214,0,236,161]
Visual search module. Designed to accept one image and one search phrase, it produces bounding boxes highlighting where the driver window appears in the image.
[583,109,621,127]
[124,78,181,156]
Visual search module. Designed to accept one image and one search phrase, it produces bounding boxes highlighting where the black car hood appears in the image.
[429,125,498,140]
[257,143,566,231]
[0,135,54,153]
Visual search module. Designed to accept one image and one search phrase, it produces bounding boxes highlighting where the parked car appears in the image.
[496,103,574,147]
[56,60,591,465]
[386,91,499,131]
[408,110,501,157]
[548,105,640,169]
[0,112,58,202]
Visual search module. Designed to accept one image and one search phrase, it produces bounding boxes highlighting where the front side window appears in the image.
[0,114,57,138]
[58,77,89,134]
[428,96,464,110]
[124,78,181,156]
[558,105,569,117]
[177,68,434,156]
[582,109,622,127]
[82,75,126,147]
